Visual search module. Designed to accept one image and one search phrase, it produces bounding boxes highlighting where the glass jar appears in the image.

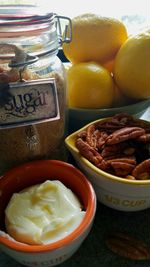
[0,5,72,174]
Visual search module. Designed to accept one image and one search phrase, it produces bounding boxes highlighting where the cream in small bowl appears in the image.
[0,160,96,267]
[5,180,86,246]
[65,113,150,212]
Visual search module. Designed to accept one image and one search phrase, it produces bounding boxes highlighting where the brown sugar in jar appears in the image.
[0,5,72,174]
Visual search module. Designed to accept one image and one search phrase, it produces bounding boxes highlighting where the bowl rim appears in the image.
[0,160,96,252]
[65,117,150,186]
[69,98,150,112]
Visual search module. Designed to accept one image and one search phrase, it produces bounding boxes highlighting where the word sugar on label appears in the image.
[0,78,60,129]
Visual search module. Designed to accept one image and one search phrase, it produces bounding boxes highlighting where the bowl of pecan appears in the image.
[65,113,150,211]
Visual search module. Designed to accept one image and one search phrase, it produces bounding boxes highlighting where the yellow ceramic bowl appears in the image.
[65,117,150,212]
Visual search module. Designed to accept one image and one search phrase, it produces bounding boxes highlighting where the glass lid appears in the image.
[0,5,54,26]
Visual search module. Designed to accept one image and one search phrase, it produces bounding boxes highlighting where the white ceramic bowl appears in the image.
[65,117,150,212]
[0,160,96,267]
[68,99,150,132]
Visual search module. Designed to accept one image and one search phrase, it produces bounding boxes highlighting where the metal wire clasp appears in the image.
[9,46,38,69]
[8,45,38,82]
[55,15,72,45]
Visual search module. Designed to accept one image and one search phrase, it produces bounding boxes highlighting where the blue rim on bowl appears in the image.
[68,99,150,131]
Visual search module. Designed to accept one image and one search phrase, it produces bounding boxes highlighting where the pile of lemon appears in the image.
[63,13,150,109]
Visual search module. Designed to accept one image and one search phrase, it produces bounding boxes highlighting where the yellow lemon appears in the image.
[63,13,128,64]
[114,31,150,99]
[67,62,114,109]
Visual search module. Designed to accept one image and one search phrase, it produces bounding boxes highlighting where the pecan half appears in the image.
[110,113,134,126]
[132,158,150,180]
[107,158,136,177]
[76,138,102,163]
[94,130,108,150]
[137,133,150,143]
[101,143,128,158]
[76,138,107,170]
[101,144,121,158]
[106,232,150,260]
[96,113,134,133]
[86,126,108,151]
[106,127,145,145]
[86,124,97,148]
[96,121,124,133]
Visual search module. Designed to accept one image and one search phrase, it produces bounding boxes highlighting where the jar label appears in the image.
[0,78,60,129]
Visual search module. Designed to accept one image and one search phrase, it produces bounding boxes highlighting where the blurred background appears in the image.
[0,0,150,35]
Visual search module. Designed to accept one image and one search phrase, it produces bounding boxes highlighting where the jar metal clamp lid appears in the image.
[0,5,72,66]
